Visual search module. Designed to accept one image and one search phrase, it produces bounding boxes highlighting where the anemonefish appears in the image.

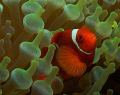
[40,25,97,80]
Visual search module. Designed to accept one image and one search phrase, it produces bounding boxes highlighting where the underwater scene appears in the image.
[0,0,120,95]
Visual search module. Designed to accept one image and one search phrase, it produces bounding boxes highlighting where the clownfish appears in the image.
[41,25,97,80]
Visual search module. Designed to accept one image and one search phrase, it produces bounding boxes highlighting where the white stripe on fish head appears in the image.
[71,29,92,55]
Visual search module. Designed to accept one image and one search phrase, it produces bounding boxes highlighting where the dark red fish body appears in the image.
[51,29,96,65]
[41,25,97,80]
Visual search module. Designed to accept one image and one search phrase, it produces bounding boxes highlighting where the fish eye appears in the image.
[79,36,83,41]
[77,35,83,41]
[79,36,82,39]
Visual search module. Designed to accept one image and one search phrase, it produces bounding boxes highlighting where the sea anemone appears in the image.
[0,0,120,95]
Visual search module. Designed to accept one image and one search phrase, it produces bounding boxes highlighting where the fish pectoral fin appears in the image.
[56,45,87,77]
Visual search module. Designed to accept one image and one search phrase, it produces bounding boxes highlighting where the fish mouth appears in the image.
[91,35,95,39]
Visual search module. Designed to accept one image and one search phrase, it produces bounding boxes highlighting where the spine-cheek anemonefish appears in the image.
[40,25,97,80]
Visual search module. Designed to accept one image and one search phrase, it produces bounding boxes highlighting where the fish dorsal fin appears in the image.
[56,45,87,77]
[71,29,92,55]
